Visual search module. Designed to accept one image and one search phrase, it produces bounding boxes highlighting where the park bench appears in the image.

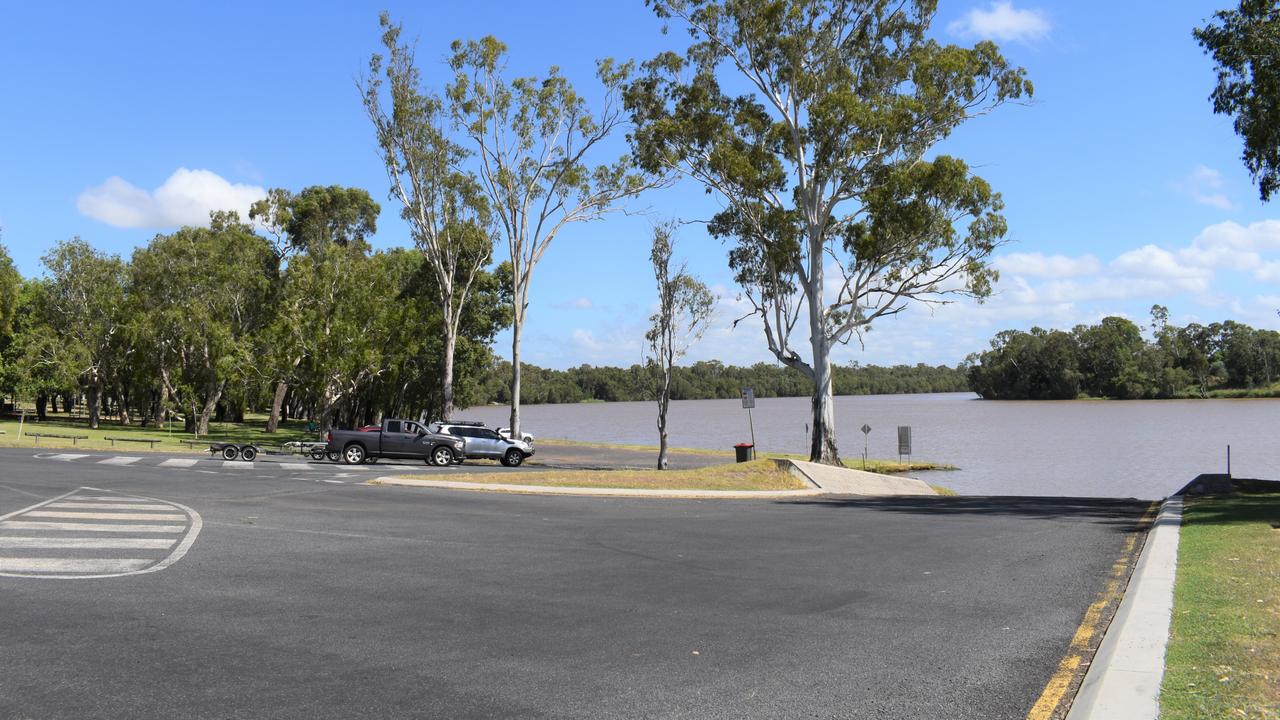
[104,436,161,448]
[178,439,205,449]
[29,432,89,446]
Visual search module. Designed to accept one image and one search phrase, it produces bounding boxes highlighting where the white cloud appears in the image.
[994,252,1100,278]
[1173,165,1234,210]
[554,297,594,310]
[77,168,266,229]
[948,2,1050,42]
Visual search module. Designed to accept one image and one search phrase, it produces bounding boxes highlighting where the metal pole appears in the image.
[17,408,25,440]
[747,406,756,457]
[1227,444,1232,478]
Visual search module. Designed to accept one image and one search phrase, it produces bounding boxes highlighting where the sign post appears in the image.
[860,423,871,470]
[741,388,756,450]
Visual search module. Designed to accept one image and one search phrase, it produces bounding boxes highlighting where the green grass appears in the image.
[1160,488,1280,720]
[395,458,808,491]
[0,412,319,453]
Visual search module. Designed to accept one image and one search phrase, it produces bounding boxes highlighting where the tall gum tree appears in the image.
[363,14,494,422]
[647,222,714,469]
[626,0,1032,463]
[250,185,380,432]
[446,36,658,439]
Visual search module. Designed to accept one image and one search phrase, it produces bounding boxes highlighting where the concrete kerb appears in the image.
[1065,496,1184,720]
[367,475,824,499]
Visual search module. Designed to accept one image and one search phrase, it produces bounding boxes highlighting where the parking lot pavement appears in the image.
[0,448,1149,720]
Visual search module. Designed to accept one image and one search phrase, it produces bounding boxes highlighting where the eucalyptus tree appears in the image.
[647,222,714,469]
[363,14,495,421]
[1196,1,1280,200]
[250,185,380,432]
[446,35,655,439]
[39,239,128,428]
[130,213,276,435]
[626,0,1031,463]
[0,239,19,338]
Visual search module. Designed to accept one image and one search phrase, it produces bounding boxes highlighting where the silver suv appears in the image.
[434,421,535,467]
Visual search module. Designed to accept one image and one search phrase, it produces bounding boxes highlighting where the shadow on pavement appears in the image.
[781,494,1152,531]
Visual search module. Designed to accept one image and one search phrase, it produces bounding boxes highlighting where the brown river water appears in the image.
[460,392,1279,499]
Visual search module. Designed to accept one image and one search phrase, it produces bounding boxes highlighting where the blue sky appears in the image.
[3,1,1277,369]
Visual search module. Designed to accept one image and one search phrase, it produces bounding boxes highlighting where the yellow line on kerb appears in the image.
[1024,500,1160,720]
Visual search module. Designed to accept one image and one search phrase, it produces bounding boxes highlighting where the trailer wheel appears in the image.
[240,446,257,462]
[221,445,240,461]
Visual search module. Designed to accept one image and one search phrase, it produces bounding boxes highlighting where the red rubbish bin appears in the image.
[734,443,755,462]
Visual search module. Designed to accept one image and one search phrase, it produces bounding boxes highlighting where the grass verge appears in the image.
[396,459,808,492]
[0,413,316,454]
[538,438,954,473]
[1160,487,1280,720]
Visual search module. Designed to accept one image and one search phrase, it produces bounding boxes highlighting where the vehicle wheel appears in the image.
[240,446,257,462]
[326,450,341,463]
[343,444,366,465]
[501,449,524,467]
[431,446,454,467]
[221,446,239,461]
[309,448,326,461]
[364,456,378,464]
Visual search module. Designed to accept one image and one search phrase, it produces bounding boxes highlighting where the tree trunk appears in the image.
[196,381,224,436]
[657,363,671,470]
[36,394,48,421]
[441,330,457,422]
[509,316,523,438]
[85,382,101,430]
[50,395,58,414]
[117,383,132,426]
[808,334,839,465]
[266,381,288,433]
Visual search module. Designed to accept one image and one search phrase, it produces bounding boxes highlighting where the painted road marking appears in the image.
[1025,501,1159,720]
[65,491,161,499]
[97,456,143,465]
[24,511,187,521]
[0,487,202,579]
[158,458,199,468]
[49,502,173,510]
[221,461,255,469]
[0,558,152,573]
[49,453,90,461]
[0,537,175,549]
[0,521,187,533]
[281,463,313,471]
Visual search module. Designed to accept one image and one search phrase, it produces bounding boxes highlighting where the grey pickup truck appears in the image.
[325,418,464,466]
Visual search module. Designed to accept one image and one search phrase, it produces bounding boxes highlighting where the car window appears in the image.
[386,420,401,433]
[446,427,470,438]
[477,429,499,440]
[403,422,420,435]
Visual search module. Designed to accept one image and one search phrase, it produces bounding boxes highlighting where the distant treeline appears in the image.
[477,360,969,405]
[966,308,1280,400]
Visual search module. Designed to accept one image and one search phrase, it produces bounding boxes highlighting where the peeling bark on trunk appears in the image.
[196,380,224,436]
[509,317,522,439]
[266,381,288,433]
[441,331,457,422]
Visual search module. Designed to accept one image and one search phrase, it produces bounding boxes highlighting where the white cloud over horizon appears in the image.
[77,168,266,229]
[948,1,1050,43]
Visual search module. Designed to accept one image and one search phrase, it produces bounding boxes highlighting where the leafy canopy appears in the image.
[1196,0,1280,201]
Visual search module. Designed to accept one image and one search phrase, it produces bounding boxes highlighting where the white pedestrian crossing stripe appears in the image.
[97,456,143,465]
[0,487,201,579]
[50,453,90,461]
[158,458,199,468]
[281,463,313,471]
[221,461,255,469]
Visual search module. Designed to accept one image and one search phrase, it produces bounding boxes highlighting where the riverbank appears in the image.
[536,438,954,474]
[1159,481,1280,719]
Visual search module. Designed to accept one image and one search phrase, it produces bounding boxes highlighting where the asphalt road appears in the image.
[0,447,1148,719]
